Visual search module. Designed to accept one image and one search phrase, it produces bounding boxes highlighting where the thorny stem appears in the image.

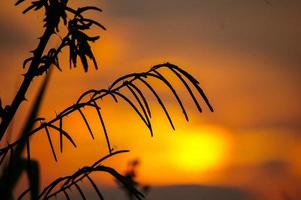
[0,25,55,141]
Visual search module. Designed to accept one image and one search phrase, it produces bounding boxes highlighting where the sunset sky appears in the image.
[0,0,301,200]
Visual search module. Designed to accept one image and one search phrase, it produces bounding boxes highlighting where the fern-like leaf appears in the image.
[0,63,213,164]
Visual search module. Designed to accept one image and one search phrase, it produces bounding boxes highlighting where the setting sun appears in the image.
[172,127,230,172]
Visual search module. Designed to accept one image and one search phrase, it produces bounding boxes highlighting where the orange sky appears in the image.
[0,1,301,200]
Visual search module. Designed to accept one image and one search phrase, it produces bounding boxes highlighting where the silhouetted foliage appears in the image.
[119,159,150,200]
[0,1,213,199]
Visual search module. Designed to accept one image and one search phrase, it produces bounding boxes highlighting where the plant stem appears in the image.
[0,26,54,141]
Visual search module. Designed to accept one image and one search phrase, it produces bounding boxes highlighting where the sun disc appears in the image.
[172,127,230,172]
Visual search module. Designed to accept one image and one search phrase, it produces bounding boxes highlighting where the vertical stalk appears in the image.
[0,26,54,141]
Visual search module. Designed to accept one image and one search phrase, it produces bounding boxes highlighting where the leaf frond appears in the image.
[45,126,57,162]
[78,108,95,140]
[31,150,131,200]
[92,101,112,154]
[138,77,175,130]
[0,63,213,163]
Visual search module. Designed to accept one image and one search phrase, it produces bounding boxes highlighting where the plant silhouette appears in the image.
[119,159,150,200]
[0,0,213,199]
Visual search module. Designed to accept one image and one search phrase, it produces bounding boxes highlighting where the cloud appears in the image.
[104,0,301,67]
[79,185,249,200]
[0,19,32,51]
[145,185,248,200]
[258,160,291,177]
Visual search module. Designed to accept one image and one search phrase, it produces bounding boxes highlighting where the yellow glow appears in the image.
[172,127,230,172]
